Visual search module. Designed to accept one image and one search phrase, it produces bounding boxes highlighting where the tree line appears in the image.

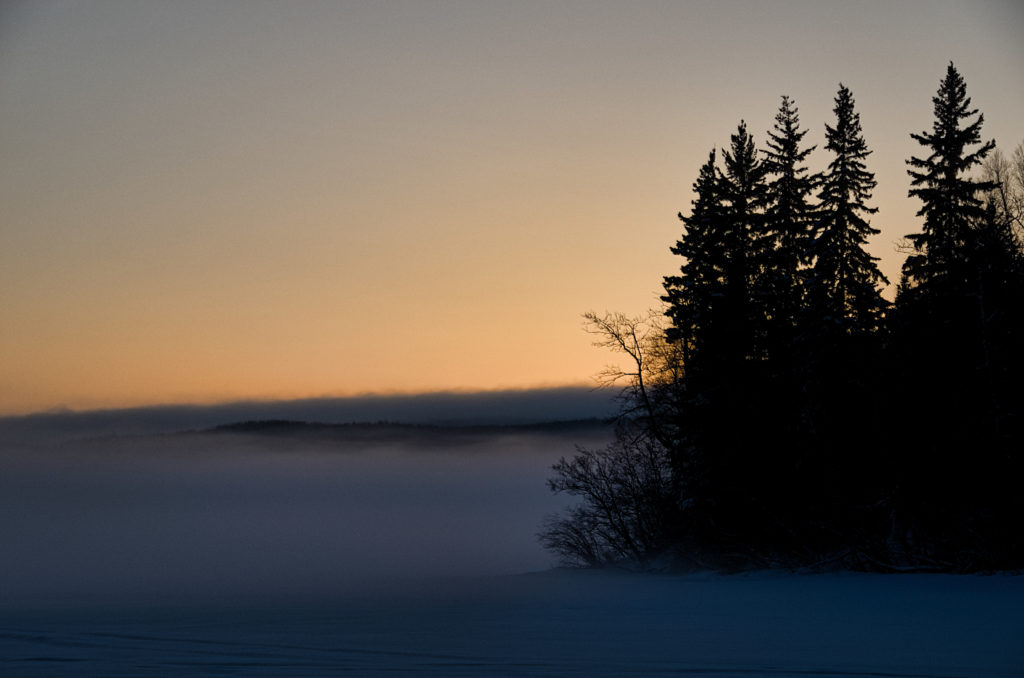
[541,63,1024,572]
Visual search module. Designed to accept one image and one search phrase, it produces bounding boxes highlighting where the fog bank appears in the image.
[0,386,616,445]
[0,424,612,607]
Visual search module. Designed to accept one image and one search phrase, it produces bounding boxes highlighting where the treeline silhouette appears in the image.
[541,63,1024,573]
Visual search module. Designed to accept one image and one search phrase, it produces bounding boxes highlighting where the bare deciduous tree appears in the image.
[539,434,674,567]
[981,140,1024,244]
[583,310,683,450]
[539,310,681,567]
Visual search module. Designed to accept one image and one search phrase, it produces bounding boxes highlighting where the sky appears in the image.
[2,0,1022,415]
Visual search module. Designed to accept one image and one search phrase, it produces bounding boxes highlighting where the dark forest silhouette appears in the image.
[541,63,1024,573]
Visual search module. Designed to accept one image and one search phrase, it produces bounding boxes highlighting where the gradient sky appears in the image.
[2,0,1022,415]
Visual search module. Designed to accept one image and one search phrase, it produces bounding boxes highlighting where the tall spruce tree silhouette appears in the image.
[890,63,1023,568]
[717,121,769,365]
[701,122,802,558]
[762,95,817,348]
[902,63,996,291]
[796,85,891,557]
[807,85,888,334]
[663,150,724,378]
[662,125,777,562]
[662,149,728,557]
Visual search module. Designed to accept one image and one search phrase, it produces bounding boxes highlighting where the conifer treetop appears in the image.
[904,62,997,287]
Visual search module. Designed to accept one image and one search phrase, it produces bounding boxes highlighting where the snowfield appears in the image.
[2,570,1022,677]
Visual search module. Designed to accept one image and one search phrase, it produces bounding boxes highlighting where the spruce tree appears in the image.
[762,95,817,339]
[661,125,775,558]
[708,122,798,552]
[798,86,891,558]
[807,84,888,333]
[717,120,769,363]
[663,150,723,372]
[902,62,996,292]
[662,150,727,554]
[890,64,1021,568]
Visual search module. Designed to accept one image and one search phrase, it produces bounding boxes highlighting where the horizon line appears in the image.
[1,382,608,421]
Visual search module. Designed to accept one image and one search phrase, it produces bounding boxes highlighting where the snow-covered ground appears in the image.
[1,424,1022,676]
[2,570,1022,677]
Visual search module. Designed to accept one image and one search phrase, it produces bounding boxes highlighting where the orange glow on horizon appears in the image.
[2,2,1022,416]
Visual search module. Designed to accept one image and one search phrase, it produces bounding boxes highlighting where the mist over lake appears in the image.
[0,418,612,607]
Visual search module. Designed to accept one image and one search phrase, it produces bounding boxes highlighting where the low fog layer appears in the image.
[0,423,612,607]
[0,386,617,445]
